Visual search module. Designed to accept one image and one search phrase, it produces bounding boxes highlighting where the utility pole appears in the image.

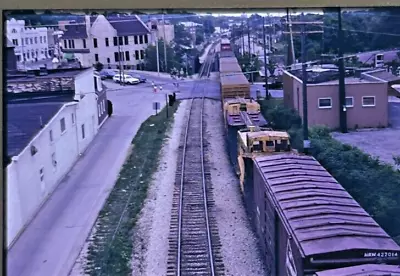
[338,7,348,133]
[283,13,323,153]
[118,38,124,86]
[241,21,245,55]
[155,30,160,76]
[247,18,252,81]
[262,16,269,99]
[162,13,168,73]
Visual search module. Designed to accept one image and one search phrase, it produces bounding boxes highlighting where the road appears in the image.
[7,75,193,276]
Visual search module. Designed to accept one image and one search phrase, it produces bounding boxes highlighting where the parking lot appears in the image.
[332,100,400,168]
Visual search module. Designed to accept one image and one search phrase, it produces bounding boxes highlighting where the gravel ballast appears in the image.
[130,100,189,276]
[203,99,266,276]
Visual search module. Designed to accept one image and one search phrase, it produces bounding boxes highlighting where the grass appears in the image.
[83,101,181,276]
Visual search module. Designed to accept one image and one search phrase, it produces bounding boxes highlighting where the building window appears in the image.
[114,52,119,62]
[34,37,38,44]
[12,39,18,46]
[71,113,75,125]
[107,57,110,63]
[345,97,354,107]
[124,36,128,45]
[30,38,33,44]
[93,38,98,48]
[318,98,332,109]
[68,40,72,48]
[95,54,99,62]
[140,50,144,60]
[83,39,87,48]
[51,153,57,167]
[144,35,148,44]
[60,118,66,133]
[135,50,139,60]
[134,35,138,44]
[12,28,17,33]
[72,40,75,48]
[113,37,118,46]
[125,51,130,61]
[94,76,98,91]
[40,167,44,182]
[81,124,86,139]
[105,38,109,47]
[362,96,376,107]
[40,36,43,43]
[49,130,54,142]
[25,38,29,45]
[27,52,30,59]
[44,36,47,43]
[139,35,143,44]
[64,40,68,49]
[118,36,123,46]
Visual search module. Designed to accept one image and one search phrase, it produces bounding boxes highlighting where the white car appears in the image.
[113,74,140,85]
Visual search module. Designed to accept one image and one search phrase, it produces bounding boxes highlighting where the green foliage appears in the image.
[94,62,104,72]
[237,52,261,81]
[174,24,192,47]
[259,99,400,245]
[84,101,181,276]
[143,39,180,72]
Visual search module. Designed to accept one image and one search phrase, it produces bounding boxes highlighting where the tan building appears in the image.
[283,67,395,130]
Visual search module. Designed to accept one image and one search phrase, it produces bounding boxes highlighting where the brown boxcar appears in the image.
[252,153,400,276]
[220,38,232,51]
[220,73,250,99]
[219,50,235,58]
[219,59,242,74]
[314,264,400,276]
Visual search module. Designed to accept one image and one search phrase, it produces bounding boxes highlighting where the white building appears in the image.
[6,18,50,62]
[6,68,103,248]
[146,20,175,44]
[60,15,151,70]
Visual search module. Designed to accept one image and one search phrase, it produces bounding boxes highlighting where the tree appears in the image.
[174,24,192,47]
[203,18,215,35]
[143,39,179,73]
[94,62,104,71]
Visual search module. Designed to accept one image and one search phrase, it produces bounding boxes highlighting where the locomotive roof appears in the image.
[254,154,400,257]
[314,264,400,276]
[226,112,268,127]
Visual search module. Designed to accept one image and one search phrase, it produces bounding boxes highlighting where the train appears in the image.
[215,38,400,275]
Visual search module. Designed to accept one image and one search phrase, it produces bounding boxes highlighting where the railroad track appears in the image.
[167,46,225,276]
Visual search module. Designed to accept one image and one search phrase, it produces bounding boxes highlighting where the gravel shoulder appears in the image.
[204,99,266,276]
[130,100,189,276]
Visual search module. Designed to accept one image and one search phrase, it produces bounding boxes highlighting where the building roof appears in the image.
[254,154,400,258]
[315,264,400,276]
[365,69,400,82]
[356,49,400,65]
[7,102,66,157]
[61,15,149,39]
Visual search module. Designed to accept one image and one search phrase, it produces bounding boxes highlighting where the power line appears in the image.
[322,25,400,37]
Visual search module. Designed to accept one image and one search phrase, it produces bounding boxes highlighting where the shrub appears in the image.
[94,62,104,72]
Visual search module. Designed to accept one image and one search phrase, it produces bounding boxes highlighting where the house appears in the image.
[60,15,151,70]
[146,20,175,44]
[6,67,105,248]
[6,18,50,62]
[283,66,390,130]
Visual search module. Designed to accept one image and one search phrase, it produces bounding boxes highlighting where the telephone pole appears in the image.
[338,7,348,133]
[162,13,168,73]
[241,21,245,55]
[283,13,323,153]
[262,16,269,99]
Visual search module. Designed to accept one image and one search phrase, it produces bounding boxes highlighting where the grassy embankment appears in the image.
[83,102,181,276]
[259,98,400,244]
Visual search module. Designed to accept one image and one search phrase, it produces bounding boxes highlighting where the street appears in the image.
[7,75,185,276]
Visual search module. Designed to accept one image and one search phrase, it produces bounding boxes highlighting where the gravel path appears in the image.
[130,100,189,276]
[203,99,266,276]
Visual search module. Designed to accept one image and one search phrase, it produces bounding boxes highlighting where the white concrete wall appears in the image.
[7,69,100,248]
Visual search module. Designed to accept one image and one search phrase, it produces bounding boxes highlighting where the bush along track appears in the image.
[259,98,400,244]
[83,102,181,276]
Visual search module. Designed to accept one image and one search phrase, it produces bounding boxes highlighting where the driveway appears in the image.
[332,101,400,168]
[7,83,168,276]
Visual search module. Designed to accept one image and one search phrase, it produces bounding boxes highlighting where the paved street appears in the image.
[7,82,172,276]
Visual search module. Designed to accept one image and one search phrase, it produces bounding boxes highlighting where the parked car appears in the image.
[100,69,117,80]
[112,74,140,85]
[125,71,147,83]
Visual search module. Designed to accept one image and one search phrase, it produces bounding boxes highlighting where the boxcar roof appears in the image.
[315,264,400,276]
[220,73,249,85]
[254,154,400,257]
[220,62,242,73]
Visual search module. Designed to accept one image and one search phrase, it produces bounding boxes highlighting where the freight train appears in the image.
[216,38,400,275]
